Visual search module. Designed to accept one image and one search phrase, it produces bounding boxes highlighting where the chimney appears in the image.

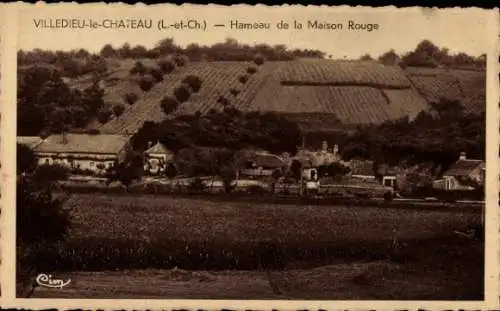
[61,132,68,144]
[148,141,153,148]
[322,141,328,152]
[459,151,466,161]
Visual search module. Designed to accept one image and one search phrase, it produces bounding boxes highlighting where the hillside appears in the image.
[59,58,484,135]
[404,67,485,113]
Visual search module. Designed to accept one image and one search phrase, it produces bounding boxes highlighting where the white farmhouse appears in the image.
[32,133,131,175]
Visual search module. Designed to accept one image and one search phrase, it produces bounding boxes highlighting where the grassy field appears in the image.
[21,193,484,299]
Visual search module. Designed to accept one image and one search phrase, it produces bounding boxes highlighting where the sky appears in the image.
[16,4,495,59]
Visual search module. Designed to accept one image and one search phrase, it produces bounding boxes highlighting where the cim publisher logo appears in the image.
[36,273,71,289]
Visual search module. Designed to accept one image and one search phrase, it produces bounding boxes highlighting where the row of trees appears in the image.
[101,38,325,61]
[17,38,325,76]
[316,99,485,173]
[17,49,108,78]
[160,75,203,115]
[361,40,486,70]
[132,108,302,155]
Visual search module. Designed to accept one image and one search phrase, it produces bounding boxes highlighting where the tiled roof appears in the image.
[145,141,171,155]
[349,159,375,176]
[34,133,130,155]
[443,159,484,177]
[17,136,43,149]
[246,151,285,169]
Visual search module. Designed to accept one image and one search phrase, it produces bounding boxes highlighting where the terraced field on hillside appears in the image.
[99,61,283,134]
[84,59,484,134]
[248,61,429,125]
[276,59,412,89]
[405,67,485,113]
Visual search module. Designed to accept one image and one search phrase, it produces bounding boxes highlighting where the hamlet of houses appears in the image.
[17,133,485,192]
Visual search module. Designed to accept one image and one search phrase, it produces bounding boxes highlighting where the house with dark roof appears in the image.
[433,152,485,191]
[143,141,174,175]
[32,133,132,175]
[240,150,285,178]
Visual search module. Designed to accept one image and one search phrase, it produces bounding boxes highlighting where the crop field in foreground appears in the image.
[23,193,483,299]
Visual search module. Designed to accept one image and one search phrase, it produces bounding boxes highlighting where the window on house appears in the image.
[90,161,94,167]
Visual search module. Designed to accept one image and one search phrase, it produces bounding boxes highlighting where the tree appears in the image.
[123,92,139,105]
[174,54,188,67]
[229,88,240,97]
[99,44,116,58]
[155,38,182,55]
[149,67,164,82]
[290,159,303,182]
[253,54,265,65]
[216,95,230,107]
[17,143,37,174]
[158,58,176,74]
[107,151,144,191]
[164,163,177,180]
[17,174,71,246]
[113,103,126,117]
[238,74,248,84]
[118,43,132,58]
[217,150,243,194]
[17,168,72,297]
[173,84,192,103]
[181,75,202,92]
[32,164,70,187]
[97,108,113,124]
[247,66,257,74]
[130,61,148,75]
[271,168,283,193]
[378,50,400,66]
[359,54,373,61]
[138,75,155,92]
[160,95,180,115]
[325,162,351,181]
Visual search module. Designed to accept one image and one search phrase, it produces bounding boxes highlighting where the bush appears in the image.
[246,184,268,195]
[32,164,70,186]
[247,66,257,75]
[129,61,147,75]
[181,75,202,92]
[123,92,139,105]
[229,88,240,97]
[238,74,248,84]
[149,67,164,82]
[160,96,180,115]
[253,54,265,66]
[188,177,206,194]
[158,59,175,74]
[113,103,125,117]
[216,95,230,107]
[97,108,112,124]
[138,75,155,92]
[173,83,192,103]
[174,55,188,67]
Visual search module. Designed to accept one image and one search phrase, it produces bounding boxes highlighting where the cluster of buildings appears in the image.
[17,133,485,192]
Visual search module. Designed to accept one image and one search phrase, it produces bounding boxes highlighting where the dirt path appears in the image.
[29,261,480,300]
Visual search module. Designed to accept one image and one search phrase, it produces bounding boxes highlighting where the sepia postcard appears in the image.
[0,3,499,310]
